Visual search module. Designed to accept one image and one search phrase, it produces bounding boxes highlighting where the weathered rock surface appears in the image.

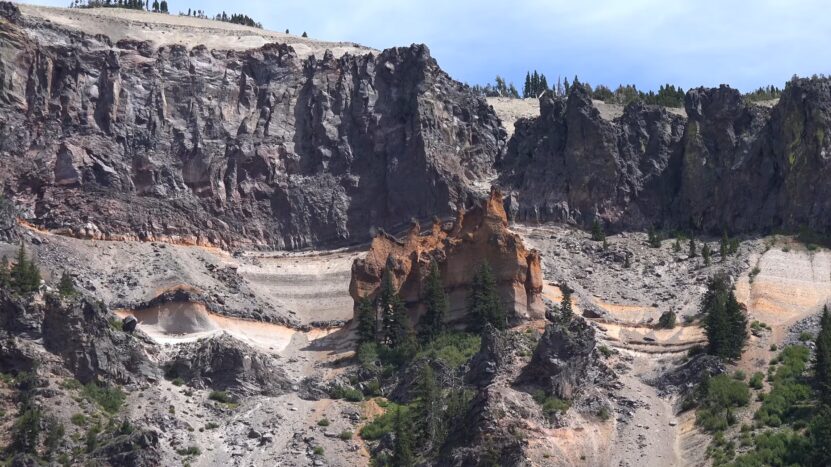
[90,428,162,467]
[41,294,158,384]
[500,78,831,234]
[163,332,292,396]
[349,187,543,325]
[0,1,505,249]
[517,318,598,399]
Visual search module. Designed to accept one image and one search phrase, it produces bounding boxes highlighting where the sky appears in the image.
[19,0,831,92]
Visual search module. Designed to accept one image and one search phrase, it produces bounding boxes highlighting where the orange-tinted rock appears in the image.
[349,187,544,326]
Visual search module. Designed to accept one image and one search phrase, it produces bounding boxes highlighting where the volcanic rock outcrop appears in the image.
[500,78,831,234]
[0,2,505,249]
[163,332,292,396]
[349,187,544,326]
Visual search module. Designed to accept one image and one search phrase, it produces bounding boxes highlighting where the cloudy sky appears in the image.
[20,0,831,92]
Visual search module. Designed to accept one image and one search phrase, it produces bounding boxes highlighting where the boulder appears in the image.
[164,332,292,396]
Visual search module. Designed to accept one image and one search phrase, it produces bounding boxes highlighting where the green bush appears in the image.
[82,382,125,414]
[416,332,481,368]
[176,446,201,456]
[754,346,812,427]
[734,370,746,381]
[532,389,570,420]
[317,418,330,427]
[339,430,353,440]
[360,403,405,440]
[208,390,233,404]
[749,372,764,390]
[313,446,324,456]
[799,331,813,342]
[331,385,364,402]
[597,345,613,358]
[694,374,750,432]
[657,311,677,329]
[70,413,88,427]
[205,422,220,430]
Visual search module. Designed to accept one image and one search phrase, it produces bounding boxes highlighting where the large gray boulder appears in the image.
[164,332,292,396]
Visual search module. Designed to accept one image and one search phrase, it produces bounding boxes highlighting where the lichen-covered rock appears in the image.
[0,3,505,249]
[164,332,291,396]
[349,187,543,326]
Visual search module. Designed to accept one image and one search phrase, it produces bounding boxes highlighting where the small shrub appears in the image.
[208,390,233,404]
[694,374,750,432]
[313,446,324,456]
[658,311,677,329]
[597,345,613,358]
[317,418,330,427]
[532,390,570,419]
[107,317,124,332]
[338,430,353,440]
[749,372,764,390]
[770,343,778,351]
[176,446,201,456]
[734,370,746,381]
[798,331,813,342]
[82,382,125,414]
[172,377,184,386]
[205,422,220,430]
[70,413,88,427]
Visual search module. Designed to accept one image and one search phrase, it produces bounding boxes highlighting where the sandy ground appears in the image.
[16,3,374,58]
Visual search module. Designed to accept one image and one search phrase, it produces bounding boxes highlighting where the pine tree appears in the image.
[720,231,729,261]
[563,77,570,94]
[523,72,531,98]
[419,260,447,343]
[560,283,573,321]
[58,272,76,297]
[702,243,711,266]
[816,305,831,401]
[648,227,661,248]
[702,275,747,359]
[378,266,398,346]
[591,219,605,242]
[531,71,540,96]
[673,237,682,253]
[356,296,376,344]
[151,0,158,12]
[810,404,831,466]
[389,297,417,356]
[539,74,549,94]
[11,244,40,294]
[0,255,9,288]
[392,408,415,467]
[467,262,505,331]
[416,364,441,447]
[302,31,308,38]
[159,0,167,13]
[688,238,697,258]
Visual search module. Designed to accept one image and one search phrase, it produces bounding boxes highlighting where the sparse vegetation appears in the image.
[317,418,330,427]
[657,310,677,329]
[532,389,571,420]
[208,390,233,404]
[691,374,750,432]
[82,382,125,414]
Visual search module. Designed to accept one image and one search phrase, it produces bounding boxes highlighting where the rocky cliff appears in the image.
[349,187,544,325]
[0,2,505,249]
[500,78,831,234]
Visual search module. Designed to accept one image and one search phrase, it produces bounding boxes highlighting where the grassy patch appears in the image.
[338,430,353,440]
[208,390,233,404]
[754,346,812,427]
[317,418,330,427]
[176,446,201,457]
[532,389,570,420]
[416,332,481,368]
[82,383,125,414]
[693,374,750,432]
[360,403,404,440]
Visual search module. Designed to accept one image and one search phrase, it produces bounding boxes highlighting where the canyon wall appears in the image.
[499,79,831,234]
[0,2,505,249]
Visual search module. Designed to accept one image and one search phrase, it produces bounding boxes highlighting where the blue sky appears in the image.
[19,0,831,92]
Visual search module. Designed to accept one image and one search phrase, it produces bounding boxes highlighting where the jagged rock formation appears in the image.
[41,294,159,384]
[349,187,543,325]
[517,318,599,399]
[0,2,504,249]
[500,79,831,234]
[163,332,292,396]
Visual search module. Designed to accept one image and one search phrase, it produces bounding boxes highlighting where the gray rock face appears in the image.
[501,79,831,234]
[518,319,597,399]
[0,2,504,249]
[164,332,291,396]
[41,294,158,384]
